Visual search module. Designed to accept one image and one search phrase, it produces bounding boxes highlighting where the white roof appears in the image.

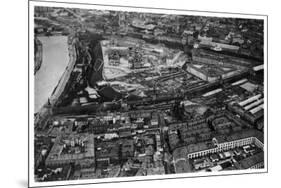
[210,165,223,171]
[253,64,264,71]
[202,88,222,97]
[250,104,264,114]
[244,98,264,111]
[231,79,248,86]
[238,94,262,106]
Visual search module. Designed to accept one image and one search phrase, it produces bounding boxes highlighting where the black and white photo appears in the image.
[28,1,267,187]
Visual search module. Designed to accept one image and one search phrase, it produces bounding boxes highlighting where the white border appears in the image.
[28,1,268,187]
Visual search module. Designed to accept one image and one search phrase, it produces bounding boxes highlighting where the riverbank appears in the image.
[34,37,43,75]
[35,36,70,113]
[34,34,77,129]
[49,35,77,106]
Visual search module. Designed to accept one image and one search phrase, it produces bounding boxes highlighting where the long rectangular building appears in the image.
[244,98,264,111]
[173,129,263,159]
[238,94,262,107]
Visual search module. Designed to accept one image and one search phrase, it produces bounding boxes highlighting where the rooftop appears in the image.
[46,133,95,164]
[173,141,215,158]
[238,152,264,169]
[214,129,264,144]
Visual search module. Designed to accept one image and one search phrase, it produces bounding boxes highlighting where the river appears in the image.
[35,36,69,113]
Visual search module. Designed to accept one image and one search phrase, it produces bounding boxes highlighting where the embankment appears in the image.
[34,37,43,75]
[34,34,78,129]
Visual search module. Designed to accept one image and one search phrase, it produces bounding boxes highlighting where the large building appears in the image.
[199,40,240,53]
[45,133,95,167]
[228,94,264,124]
[191,48,256,69]
[236,152,264,169]
[173,129,263,159]
[185,61,244,82]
